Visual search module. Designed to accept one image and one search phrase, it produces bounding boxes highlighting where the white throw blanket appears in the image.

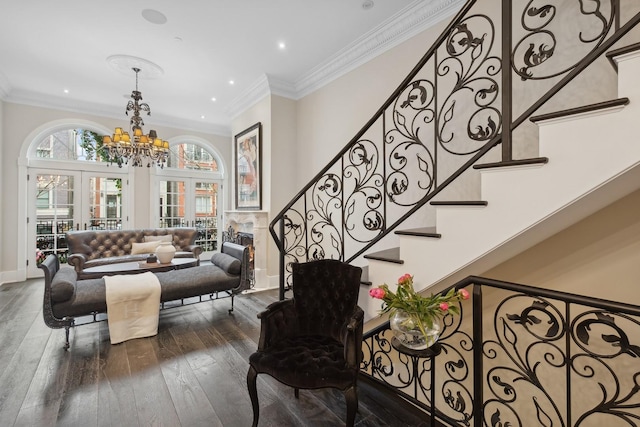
[104,272,161,344]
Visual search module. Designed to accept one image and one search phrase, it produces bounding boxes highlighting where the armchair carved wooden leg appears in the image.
[247,366,260,427]
[345,386,358,427]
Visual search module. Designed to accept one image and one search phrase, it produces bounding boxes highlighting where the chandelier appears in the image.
[102,67,169,168]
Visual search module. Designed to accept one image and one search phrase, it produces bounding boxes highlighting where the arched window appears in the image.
[167,142,219,171]
[158,140,223,259]
[33,128,112,163]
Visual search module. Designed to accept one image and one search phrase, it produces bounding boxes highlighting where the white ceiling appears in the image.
[0,0,459,135]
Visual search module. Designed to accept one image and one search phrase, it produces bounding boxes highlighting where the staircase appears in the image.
[269,1,640,319]
[363,52,640,319]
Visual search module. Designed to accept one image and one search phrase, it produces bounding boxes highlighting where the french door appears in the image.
[28,169,129,276]
[158,177,221,260]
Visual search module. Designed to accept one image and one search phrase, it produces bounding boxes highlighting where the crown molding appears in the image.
[294,0,465,98]
[228,0,464,115]
[226,74,297,120]
[267,76,298,99]
[5,89,231,136]
[0,70,10,100]
[226,75,271,120]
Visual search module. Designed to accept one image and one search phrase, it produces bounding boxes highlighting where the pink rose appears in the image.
[459,289,470,300]
[397,274,413,286]
[439,302,449,311]
[369,288,386,299]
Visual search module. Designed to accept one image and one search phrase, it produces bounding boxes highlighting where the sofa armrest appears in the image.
[38,255,74,330]
[185,244,203,259]
[221,241,251,292]
[67,253,87,274]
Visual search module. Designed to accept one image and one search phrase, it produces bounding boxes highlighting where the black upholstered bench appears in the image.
[39,241,251,349]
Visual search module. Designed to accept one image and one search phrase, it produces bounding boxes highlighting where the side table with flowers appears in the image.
[369,273,470,350]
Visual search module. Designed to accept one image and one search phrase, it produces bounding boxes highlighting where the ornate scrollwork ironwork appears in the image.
[513,0,614,80]
[362,279,640,426]
[362,299,475,425]
[344,140,385,242]
[480,294,640,427]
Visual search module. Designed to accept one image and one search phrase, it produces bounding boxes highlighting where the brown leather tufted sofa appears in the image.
[66,228,203,279]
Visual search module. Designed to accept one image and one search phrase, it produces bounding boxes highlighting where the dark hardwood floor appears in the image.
[0,277,430,427]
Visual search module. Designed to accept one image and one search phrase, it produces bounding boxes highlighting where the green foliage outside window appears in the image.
[79,130,124,168]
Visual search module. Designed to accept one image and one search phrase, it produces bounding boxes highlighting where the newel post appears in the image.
[472,283,484,427]
[501,0,513,162]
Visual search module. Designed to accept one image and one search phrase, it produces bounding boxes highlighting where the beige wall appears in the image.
[483,189,640,305]
[295,18,451,185]
[269,95,297,276]
[230,95,298,279]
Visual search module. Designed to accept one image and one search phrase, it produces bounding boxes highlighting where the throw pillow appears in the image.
[144,234,173,244]
[50,267,76,302]
[211,252,242,275]
[131,241,161,254]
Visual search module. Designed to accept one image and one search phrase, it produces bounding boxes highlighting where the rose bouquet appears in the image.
[369,274,470,348]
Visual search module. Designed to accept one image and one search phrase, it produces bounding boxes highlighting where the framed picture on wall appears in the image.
[234,122,262,210]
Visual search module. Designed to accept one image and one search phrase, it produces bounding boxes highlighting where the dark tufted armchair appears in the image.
[247,259,363,427]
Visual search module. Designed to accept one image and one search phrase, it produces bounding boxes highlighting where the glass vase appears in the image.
[390,310,441,350]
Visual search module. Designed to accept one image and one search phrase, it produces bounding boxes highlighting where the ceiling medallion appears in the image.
[106,55,164,79]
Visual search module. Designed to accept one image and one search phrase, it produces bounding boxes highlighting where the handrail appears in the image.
[270,0,640,295]
[362,275,640,426]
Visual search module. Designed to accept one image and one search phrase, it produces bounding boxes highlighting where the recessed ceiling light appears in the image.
[201,115,205,119]
[63,89,69,94]
[229,80,235,85]
[362,0,374,10]
[278,42,286,50]
[141,9,167,25]
[211,97,217,102]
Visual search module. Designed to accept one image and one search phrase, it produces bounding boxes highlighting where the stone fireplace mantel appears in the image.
[224,210,269,290]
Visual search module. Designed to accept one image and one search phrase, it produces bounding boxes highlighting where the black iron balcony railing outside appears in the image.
[362,276,640,426]
[269,0,640,297]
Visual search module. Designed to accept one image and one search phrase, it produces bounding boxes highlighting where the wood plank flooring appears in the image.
[0,278,430,427]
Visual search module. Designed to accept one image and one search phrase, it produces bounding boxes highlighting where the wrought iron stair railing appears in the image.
[361,275,640,426]
[269,0,640,296]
